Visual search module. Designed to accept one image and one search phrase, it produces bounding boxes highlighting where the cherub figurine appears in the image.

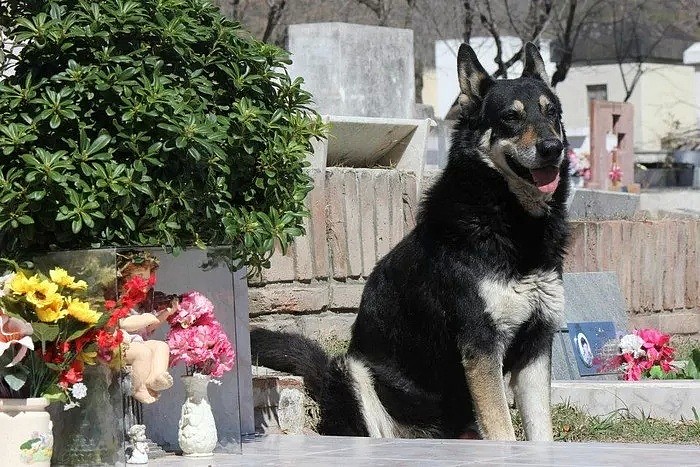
[112,252,177,404]
[126,424,149,464]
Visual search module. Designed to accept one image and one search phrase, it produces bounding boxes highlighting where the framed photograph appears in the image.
[566,321,617,376]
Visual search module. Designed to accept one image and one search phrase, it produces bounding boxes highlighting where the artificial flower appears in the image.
[609,164,623,183]
[59,361,84,388]
[618,333,645,359]
[66,298,102,324]
[167,291,215,328]
[0,311,34,367]
[609,328,676,381]
[35,295,67,322]
[167,292,235,379]
[49,267,88,290]
[25,279,61,309]
[70,382,87,400]
[9,272,41,295]
[0,272,15,297]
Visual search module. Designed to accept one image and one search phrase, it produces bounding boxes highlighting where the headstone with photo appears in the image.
[553,272,629,380]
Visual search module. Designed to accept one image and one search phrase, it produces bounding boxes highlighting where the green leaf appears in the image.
[32,323,60,342]
[648,365,665,379]
[20,438,40,450]
[4,372,28,391]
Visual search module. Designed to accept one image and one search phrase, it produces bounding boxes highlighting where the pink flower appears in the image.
[609,164,623,183]
[0,311,34,367]
[166,291,235,378]
[167,291,215,328]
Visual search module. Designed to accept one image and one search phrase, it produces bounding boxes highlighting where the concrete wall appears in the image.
[556,63,696,151]
[286,23,415,119]
[426,37,696,151]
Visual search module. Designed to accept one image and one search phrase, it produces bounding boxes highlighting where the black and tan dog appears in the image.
[251,42,569,441]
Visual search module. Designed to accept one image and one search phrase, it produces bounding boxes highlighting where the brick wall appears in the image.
[565,219,700,335]
[249,169,700,337]
[248,167,417,339]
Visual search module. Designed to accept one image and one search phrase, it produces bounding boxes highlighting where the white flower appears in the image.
[70,382,88,400]
[0,272,15,297]
[63,401,80,411]
[619,334,646,358]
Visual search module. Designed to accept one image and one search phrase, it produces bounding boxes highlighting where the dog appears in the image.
[251,42,570,442]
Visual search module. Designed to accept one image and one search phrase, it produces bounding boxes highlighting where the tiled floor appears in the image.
[152,434,700,466]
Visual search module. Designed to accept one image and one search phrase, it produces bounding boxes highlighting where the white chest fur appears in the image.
[478,270,564,340]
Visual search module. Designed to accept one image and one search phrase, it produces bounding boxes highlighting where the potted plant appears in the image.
[0,263,122,466]
[0,0,326,274]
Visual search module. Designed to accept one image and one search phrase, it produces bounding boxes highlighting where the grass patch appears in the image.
[320,336,350,357]
[513,403,700,444]
[672,335,700,362]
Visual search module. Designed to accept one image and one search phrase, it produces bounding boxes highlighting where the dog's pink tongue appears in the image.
[530,167,560,193]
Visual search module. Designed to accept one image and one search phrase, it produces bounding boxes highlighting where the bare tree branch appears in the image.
[356,0,390,25]
[463,0,474,43]
[550,0,606,87]
[491,0,554,79]
[261,0,287,43]
[477,1,508,77]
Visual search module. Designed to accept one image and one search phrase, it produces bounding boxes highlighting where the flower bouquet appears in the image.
[608,329,678,380]
[166,291,235,457]
[0,265,116,406]
[567,148,591,184]
[0,263,121,466]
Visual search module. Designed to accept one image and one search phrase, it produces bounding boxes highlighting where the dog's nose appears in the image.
[536,139,564,161]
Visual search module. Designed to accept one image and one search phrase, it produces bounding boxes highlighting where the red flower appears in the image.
[59,360,84,388]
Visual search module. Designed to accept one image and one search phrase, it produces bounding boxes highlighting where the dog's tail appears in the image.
[250,327,330,400]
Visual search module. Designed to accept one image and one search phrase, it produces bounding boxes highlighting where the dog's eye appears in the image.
[502,111,522,122]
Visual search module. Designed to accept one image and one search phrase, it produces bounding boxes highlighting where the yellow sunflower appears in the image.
[9,273,41,295]
[35,295,67,322]
[49,268,88,290]
[66,298,102,324]
[25,279,62,310]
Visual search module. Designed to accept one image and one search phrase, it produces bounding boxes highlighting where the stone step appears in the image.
[252,366,310,435]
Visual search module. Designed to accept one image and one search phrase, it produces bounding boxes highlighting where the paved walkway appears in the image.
[152,434,700,466]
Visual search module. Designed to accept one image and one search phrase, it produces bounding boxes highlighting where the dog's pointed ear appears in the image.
[521,42,550,85]
[457,44,493,110]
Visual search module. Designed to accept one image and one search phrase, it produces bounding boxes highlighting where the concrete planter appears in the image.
[551,380,700,421]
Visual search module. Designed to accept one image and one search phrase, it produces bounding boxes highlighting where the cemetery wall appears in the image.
[249,169,700,338]
[566,219,700,335]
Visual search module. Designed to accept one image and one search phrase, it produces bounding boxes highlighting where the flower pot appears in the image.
[0,397,53,466]
[178,374,217,457]
[49,364,125,466]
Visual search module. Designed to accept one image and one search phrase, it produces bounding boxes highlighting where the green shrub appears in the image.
[0,0,325,272]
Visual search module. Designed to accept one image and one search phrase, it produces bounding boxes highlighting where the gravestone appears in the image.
[553,272,629,380]
[286,23,415,119]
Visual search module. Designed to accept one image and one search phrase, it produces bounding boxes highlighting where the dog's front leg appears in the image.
[463,355,516,441]
[510,349,554,441]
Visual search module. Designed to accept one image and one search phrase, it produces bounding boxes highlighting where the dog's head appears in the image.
[457,43,566,199]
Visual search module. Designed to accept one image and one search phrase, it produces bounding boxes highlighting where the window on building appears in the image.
[586,84,608,102]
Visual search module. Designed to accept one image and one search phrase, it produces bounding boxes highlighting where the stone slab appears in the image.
[552,380,700,421]
[287,23,415,119]
[553,272,629,380]
[568,188,640,220]
[152,433,700,466]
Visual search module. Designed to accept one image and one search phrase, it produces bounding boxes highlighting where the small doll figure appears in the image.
[109,252,177,404]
